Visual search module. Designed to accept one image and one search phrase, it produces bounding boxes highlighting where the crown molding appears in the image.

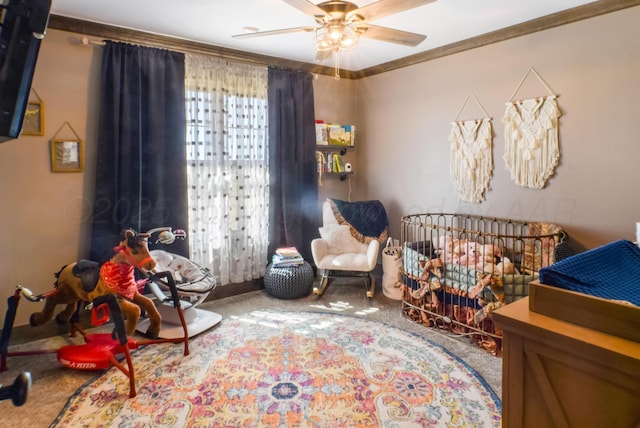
[354,0,640,78]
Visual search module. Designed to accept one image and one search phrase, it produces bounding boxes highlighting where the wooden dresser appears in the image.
[492,282,640,428]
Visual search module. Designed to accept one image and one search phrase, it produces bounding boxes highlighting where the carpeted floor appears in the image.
[0,276,502,427]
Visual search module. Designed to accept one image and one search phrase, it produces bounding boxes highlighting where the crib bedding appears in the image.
[402,241,431,278]
[400,214,567,356]
[403,243,536,304]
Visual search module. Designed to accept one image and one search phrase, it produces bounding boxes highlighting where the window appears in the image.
[185,55,269,285]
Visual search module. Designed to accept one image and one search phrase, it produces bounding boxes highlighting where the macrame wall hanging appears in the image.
[503,68,561,189]
[449,92,493,203]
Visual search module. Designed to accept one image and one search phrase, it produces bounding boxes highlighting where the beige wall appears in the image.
[355,6,640,250]
[1,7,638,326]
[313,75,358,204]
[0,29,100,326]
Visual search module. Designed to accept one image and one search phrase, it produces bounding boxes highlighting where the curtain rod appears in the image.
[80,36,106,46]
[51,15,353,79]
[77,35,329,77]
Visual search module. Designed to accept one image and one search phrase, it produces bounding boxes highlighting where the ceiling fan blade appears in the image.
[349,0,436,22]
[314,49,333,63]
[233,26,316,39]
[282,0,330,19]
[357,24,426,47]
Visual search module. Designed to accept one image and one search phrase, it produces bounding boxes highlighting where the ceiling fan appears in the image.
[233,0,436,78]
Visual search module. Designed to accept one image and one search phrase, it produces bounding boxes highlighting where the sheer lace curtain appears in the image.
[185,55,269,286]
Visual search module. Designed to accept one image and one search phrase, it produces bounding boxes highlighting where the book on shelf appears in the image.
[322,123,355,146]
[322,152,347,173]
[332,153,344,173]
[343,124,356,146]
[327,123,348,146]
[315,120,328,145]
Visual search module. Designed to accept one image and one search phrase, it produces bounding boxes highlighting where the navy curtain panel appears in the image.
[90,42,188,262]
[267,67,319,263]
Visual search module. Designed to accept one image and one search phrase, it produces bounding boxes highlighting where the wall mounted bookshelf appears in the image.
[316,145,354,181]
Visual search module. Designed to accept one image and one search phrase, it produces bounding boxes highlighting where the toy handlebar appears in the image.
[0,372,31,406]
[145,227,186,245]
[16,286,44,303]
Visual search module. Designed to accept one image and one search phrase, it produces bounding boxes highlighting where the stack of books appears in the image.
[272,247,304,267]
[315,120,356,146]
[324,151,346,173]
[327,123,355,146]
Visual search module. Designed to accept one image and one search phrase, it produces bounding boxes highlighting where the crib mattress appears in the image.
[538,239,640,306]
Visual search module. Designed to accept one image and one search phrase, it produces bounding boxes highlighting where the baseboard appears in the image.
[203,278,264,302]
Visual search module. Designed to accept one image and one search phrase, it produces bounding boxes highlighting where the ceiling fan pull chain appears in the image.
[334,49,341,81]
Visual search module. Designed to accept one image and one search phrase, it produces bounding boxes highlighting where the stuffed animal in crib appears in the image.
[475,244,501,272]
[456,240,479,267]
[480,244,503,262]
[435,235,458,263]
[475,244,518,275]
[496,257,515,275]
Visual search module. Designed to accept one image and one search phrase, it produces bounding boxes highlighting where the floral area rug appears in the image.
[52,310,501,427]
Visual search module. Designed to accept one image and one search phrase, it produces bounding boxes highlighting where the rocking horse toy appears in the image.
[29,228,161,338]
[0,227,195,398]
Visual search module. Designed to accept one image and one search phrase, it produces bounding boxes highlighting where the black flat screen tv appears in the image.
[0,0,51,143]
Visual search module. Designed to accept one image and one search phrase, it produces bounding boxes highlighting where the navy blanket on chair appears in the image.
[329,199,389,243]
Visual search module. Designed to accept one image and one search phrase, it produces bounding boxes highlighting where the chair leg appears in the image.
[313,271,330,296]
[365,273,375,299]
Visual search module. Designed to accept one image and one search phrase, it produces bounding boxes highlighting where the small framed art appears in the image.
[22,101,45,136]
[51,139,83,172]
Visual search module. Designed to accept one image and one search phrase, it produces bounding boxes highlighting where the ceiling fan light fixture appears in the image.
[314,25,358,52]
[233,0,432,80]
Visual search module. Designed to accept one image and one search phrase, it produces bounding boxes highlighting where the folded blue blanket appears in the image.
[330,198,388,242]
[539,239,640,306]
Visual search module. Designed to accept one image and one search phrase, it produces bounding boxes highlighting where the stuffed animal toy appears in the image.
[496,256,516,275]
[29,229,162,338]
[435,235,457,263]
[456,240,479,267]
[478,262,498,275]
[475,243,504,272]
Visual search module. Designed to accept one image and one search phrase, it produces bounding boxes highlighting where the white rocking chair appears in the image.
[311,199,387,298]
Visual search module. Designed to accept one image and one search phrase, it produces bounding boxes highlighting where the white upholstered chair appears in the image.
[311,200,383,298]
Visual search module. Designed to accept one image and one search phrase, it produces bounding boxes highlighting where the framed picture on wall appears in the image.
[22,101,45,136]
[51,139,83,172]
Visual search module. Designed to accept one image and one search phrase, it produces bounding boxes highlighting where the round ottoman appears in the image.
[264,261,314,299]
